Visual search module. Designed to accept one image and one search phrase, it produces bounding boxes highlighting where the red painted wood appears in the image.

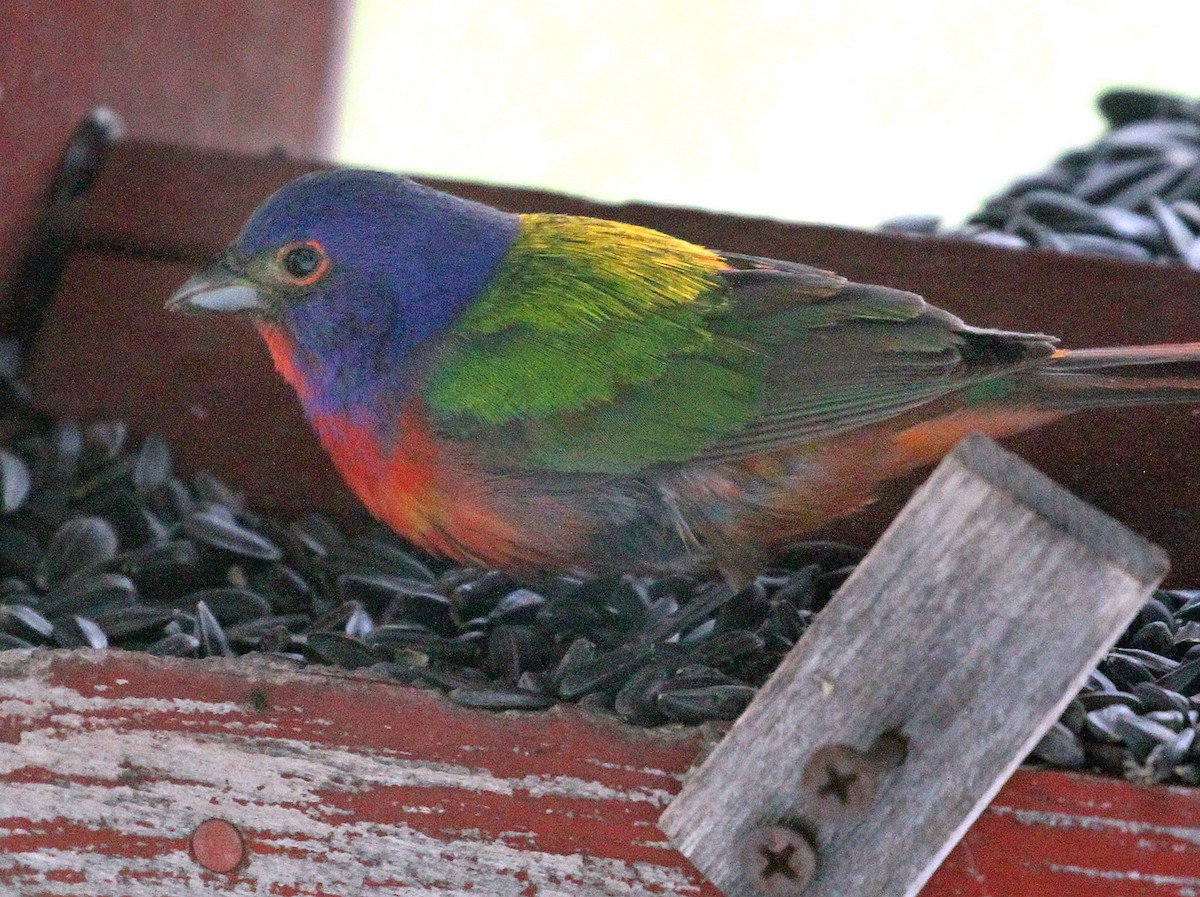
[0,650,1196,896]
[933,771,1200,896]
[0,2,349,326]
[0,650,719,896]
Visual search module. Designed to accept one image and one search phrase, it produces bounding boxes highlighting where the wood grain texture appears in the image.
[0,648,1197,896]
[659,435,1168,897]
[0,649,716,897]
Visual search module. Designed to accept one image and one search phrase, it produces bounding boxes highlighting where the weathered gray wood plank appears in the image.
[659,433,1168,897]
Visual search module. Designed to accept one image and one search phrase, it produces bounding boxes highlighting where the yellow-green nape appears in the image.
[423,214,739,426]
[458,214,729,333]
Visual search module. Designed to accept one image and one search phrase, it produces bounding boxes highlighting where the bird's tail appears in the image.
[1009,343,1200,409]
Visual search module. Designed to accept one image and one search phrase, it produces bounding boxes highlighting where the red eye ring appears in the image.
[276,240,331,286]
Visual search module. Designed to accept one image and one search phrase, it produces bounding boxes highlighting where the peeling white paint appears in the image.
[0,826,705,897]
[1046,863,1200,888]
[0,726,671,809]
[991,806,1200,847]
[0,651,704,895]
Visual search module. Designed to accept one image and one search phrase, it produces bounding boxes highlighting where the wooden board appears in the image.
[0,649,715,897]
[0,3,347,330]
[1,648,1198,896]
[660,436,1168,897]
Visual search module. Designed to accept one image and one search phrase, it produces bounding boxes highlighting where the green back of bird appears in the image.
[422,213,1055,473]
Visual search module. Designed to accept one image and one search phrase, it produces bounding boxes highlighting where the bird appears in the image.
[167,168,1200,580]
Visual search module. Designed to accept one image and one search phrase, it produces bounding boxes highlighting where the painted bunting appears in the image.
[167,170,1200,578]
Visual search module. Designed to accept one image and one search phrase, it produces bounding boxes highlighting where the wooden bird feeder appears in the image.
[1,141,1199,895]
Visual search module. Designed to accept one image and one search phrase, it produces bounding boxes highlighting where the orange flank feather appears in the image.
[889,407,1065,475]
[725,403,1067,554]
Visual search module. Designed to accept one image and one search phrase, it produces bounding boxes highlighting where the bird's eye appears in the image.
[277,240,330,286]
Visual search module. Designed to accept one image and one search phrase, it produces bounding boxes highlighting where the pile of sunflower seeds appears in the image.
[880,88,1200,268]
[0,421,1196,784]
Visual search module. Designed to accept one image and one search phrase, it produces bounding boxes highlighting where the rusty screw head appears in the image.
[801,732,908,816]
[190,817,247,874]
[801,744,880,814]
[742,824,818,896]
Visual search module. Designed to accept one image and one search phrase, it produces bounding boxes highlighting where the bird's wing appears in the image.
[694,252,1060,460]
[420,216,1058,474]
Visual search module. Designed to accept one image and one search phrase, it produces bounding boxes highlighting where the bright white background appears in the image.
[337,0,1199,229]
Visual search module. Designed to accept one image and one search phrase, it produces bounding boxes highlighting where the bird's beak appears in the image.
[166,257,265,315]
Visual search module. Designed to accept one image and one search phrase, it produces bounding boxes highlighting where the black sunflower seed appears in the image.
[1176,620,1200,646]
[1144,710,1187,731]
[191,471,244,512]
[37,516,119,588]
[643,582,737,642]
[287,513,347,557]
[225,615,309,650]
[53,615,108,650]
[195,601,233,658]
[1071,156,1163,202]
[1060,698,1086,733]
[1130,621,1177,657]
[657,684,756,724]
[1131,681,1191,714]
[304,631,379,669]
[1115,649,1179,677]
[132,435,172,494]
[968,230,1029,250]
[1179,593,1200,623]
[1085,704,1132,743]
[486,624,552,684]
[362,623,441,652]
[682,629,766,669]
[344,602,374,639]
[0,524,41,580]
[0,603,54,640]
[613,662,673,726]
[146,631,200,657]
[1149,196,1198,259]
[0,450,31,513]
[1078,691,1144,712]
[1107,164,1188,212]
[145,477,196,524]
[1135,595,1178,630]
[1103,654,1157,689]
[558,642,662,700]
[487,588,545,623]
[42,571,137,619]
[82,420,128,466]
[177,587,272,625]
[337,571,441,615]
[0,632,36,649]
[1157,655,1200,695]
[448,685,555,711]
[1056,232,1154,261]
[92,605,181,639]
[1111,711,1179,760]
[450,569,521,621]
[71,457,134,503]
[878,214,941,235]
[182,509,282,561]
[347,535,436,582]
[1032,722,1087,768]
